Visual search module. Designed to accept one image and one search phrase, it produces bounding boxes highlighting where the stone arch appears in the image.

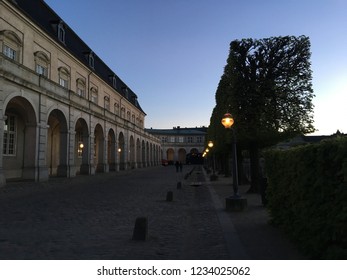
[118,131,125,170]
[167,148,174,163]
[141,140,146,167]
[47,109,68,177]
[94,123,105,172]
[136,138,141,168]
[107,128,116,171]
[129,135,135,169]
[3,96,37,181]
[178,148,187,164]
[74,118,89,175]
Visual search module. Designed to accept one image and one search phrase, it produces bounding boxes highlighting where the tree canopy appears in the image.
[208,35,315,190]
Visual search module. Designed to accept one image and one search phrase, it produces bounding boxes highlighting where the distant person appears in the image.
[179,161,183,172]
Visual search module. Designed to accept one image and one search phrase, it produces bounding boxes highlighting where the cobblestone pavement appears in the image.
[0,165,229,260]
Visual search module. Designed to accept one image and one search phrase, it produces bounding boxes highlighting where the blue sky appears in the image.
[45,0,347,135]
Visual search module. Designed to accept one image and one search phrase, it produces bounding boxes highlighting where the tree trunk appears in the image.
[248,141,260,193]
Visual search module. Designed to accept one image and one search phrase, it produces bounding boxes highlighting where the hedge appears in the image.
[265,137,347,259]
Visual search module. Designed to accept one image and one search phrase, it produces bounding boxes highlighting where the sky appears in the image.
[44,0,347,135]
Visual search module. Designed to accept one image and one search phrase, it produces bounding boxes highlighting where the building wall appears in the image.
[0,0,161,186]
[146,128,206,164]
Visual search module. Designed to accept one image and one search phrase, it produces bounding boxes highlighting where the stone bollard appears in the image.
[166,191,173,201]
[132,217,148,241]
[177,181,182,189]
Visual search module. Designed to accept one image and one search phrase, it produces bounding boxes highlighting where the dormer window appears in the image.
[110,75,117,88]
[88,52,94,69]
[58,21,66,43]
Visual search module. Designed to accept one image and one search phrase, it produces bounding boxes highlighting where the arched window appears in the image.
[90,87,98,104]
[88,52,94,69]
[127,111,131,121]
[104,96,110,111]
[34,51,50,77]
[121,107,125,119]
[114,102,120,116]
[58,21,66,44]
[76,78,86,97]
[0,30,22,62]
[58,67,70,89]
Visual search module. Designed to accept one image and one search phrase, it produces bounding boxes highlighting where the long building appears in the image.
[146,126,207,164]
[0,0,161,186]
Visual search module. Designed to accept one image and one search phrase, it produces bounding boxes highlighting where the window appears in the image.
[126,111,131,121]
[114,103,119,115]
[110,75,117,88]
[58,67,70,89]
[34,51,50,77]
[91,87,98,104]
[88,52,94,69]
[76,78,86,97]
[161,136,167,143]
[187,136,193,143]
[58,21,66,43]
[3,45,16,60]
[104,96,110,111]
[121,107,125,119]
[178,137,184,143]
[3,115,16,156]
[197,136,202,143]
[76,132,83,157]
[0,30,22,62]
[132,114,135,123]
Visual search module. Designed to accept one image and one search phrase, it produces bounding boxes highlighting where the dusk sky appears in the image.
[45,0,347,135]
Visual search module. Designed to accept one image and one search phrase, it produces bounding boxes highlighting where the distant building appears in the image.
[0,0,161,186]
[146,126,207,164]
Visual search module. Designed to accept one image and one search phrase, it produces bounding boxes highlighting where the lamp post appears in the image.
[221,112,247,211]
[208,141,216,175]
[221,113,239,197]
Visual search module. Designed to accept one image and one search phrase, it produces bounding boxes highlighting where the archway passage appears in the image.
[94,124,105,173]
[118,132,125,170]
[3,96,37,181]
[108,129,116,171]
[75,118,89,175]
[47,109,68,177]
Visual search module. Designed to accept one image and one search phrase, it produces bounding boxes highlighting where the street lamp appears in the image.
[221,112,247,211]
[221,112,239,197]
[208,141,216,175]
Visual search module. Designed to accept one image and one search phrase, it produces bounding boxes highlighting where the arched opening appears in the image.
[178,148,187,164]
[167,148,174,164]
[94,124,105,173]
[3,96,37,181]
[136,138,141,168]
[108,129,116,171]
[47,109,68,177]
[129,135,135,169]
[118,132,125,170]
[75,118,89,175]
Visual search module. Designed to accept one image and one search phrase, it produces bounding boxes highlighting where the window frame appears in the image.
[3,115,17,156]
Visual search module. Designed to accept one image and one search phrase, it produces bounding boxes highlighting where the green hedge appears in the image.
[265,137,347,259]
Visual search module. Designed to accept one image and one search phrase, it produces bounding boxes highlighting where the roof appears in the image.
[145,127,208,136]
[10,0,145,114]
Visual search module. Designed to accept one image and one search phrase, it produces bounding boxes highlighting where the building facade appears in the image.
[0,0,161,186]
[146,126,207,164]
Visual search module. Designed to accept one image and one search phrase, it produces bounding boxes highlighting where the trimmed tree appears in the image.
[208,35,315,192]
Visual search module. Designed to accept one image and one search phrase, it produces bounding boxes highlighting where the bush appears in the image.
[265,137,347,259]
